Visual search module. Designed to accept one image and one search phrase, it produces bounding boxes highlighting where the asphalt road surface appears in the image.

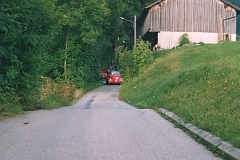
[0,85,222,160]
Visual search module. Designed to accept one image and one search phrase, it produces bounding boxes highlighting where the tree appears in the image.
[0,0,158,109]
[42,0,112,87]
[0,0,54,106]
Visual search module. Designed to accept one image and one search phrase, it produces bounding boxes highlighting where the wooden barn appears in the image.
[139,0,240,49]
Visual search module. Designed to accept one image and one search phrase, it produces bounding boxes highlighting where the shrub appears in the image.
[132,39,153,74]
[118,46,136,81]
[236,34,240,41]
[179,33,191,46]
[118,39,153,81]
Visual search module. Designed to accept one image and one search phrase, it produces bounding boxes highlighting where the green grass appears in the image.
[0,82,103,120]
[0,103,24,120]
[119,41,240,148]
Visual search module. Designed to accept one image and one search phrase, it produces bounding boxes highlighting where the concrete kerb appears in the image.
[159,108,240,160]
[218,142,240,160]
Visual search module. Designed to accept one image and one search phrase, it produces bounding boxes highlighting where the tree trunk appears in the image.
[64,27,71,79]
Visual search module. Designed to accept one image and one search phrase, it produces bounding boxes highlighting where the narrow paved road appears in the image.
[0,85,222,160]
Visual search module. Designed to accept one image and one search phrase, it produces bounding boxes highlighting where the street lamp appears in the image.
[120,15,136,48]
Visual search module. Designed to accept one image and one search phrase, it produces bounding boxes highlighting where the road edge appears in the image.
[159,108,240,160]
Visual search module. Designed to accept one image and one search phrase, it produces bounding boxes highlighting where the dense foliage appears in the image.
[119,39,153,81]
[178,34,191,47]
[0,0,155,112]
[0,0,54,107]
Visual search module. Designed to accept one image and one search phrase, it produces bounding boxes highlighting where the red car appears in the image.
[106,71,123,85]
[100,68,107,79]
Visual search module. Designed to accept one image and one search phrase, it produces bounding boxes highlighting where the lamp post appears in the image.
[120,15,136,48]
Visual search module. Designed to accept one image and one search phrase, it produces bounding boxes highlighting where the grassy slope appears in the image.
[119,41,240,148]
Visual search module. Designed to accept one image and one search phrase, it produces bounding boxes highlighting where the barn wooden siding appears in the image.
[146,0,236,34]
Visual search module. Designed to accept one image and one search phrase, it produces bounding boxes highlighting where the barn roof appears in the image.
[145,0,240,14]
[145,0,163,9]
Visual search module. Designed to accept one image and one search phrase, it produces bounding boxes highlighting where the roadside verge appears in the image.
[159,108,240,160]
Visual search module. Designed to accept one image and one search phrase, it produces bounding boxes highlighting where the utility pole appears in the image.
[134,15,136,48]
[120,15,136,48]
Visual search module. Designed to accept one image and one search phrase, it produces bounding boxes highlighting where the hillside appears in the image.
[119,41,240,148]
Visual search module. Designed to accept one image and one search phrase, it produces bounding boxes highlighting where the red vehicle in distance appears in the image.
[106,71,123,85]
[100,68,107,80]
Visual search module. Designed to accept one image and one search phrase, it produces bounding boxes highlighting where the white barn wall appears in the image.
[141,0,239,49]
[158,32,236,49]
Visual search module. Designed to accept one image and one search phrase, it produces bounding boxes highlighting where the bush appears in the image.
[118,47,135,81]
[133,39,153,74]
[118,39,153,81]
[179,33,191,46]
[236,35,240,41]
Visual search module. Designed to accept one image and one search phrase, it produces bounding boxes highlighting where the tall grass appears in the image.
[0,77,102,120]
[119,41,240,147]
